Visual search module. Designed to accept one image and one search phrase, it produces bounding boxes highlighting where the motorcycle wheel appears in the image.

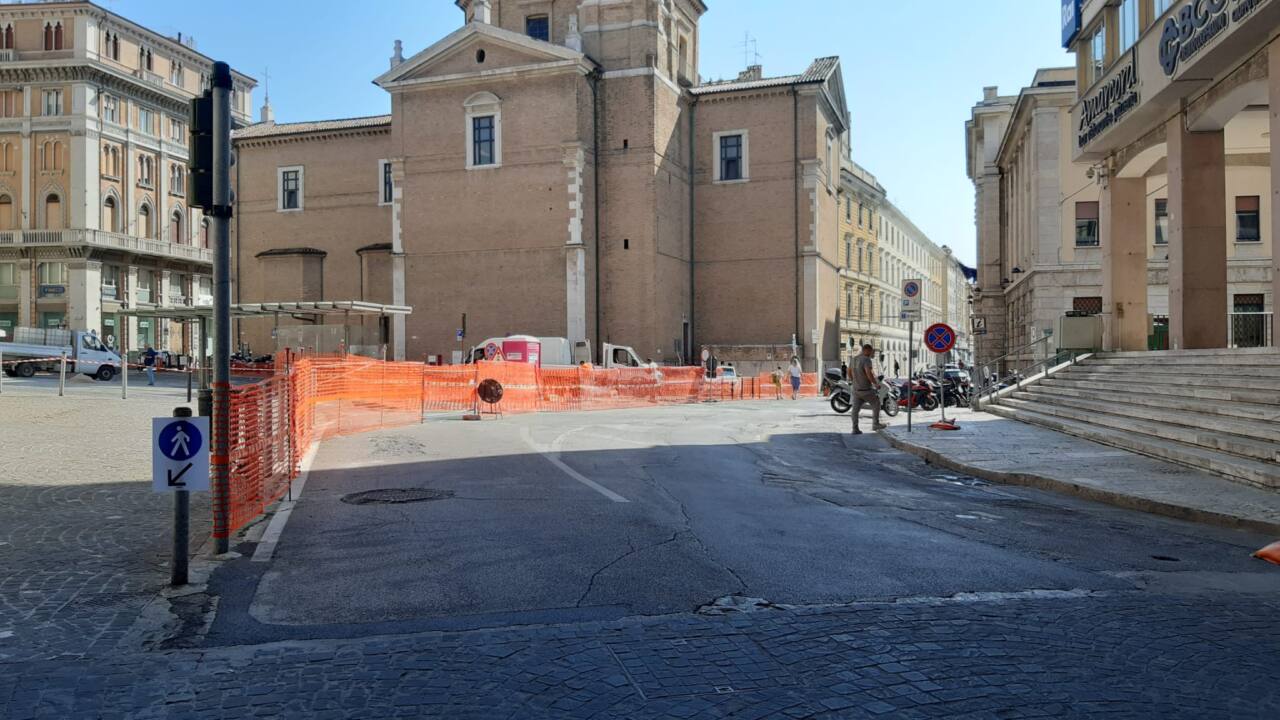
[882,397,899,417]
[830,393,851,414]
[920,395,939,412]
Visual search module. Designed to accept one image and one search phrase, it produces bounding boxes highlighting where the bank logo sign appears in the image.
[1159,0,1268,76]
[1078,51,1139,149]
[1061,0,1082,48]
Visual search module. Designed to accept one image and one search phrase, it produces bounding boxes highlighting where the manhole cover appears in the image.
[341,488,454,505]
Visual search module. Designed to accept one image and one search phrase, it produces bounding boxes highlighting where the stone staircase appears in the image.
[982,348,1280,491]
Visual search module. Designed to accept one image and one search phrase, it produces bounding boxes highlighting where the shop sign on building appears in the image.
[1077,49,1139,150]
[1061,0,1082,48]
[1158,0,1268,77]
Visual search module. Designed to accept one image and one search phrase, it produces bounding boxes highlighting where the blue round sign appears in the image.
[903,281,920,298]
[925,323,956,354]
[159,420,202,462]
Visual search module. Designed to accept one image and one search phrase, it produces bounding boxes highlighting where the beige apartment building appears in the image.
[836,159,884,364]
[970,0,1279,371]
[0,1,253,353]
[230,0,850,370]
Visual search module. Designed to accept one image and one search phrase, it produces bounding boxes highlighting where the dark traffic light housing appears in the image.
[187,91,213,210]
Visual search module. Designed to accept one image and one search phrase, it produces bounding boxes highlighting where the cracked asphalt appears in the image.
[4,398,1280,717]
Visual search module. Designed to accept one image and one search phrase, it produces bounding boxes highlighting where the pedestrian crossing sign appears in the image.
[152,416,210,492]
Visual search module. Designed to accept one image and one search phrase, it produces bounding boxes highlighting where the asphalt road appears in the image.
[224,399,1280,643]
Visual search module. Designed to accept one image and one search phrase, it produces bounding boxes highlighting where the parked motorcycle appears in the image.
[896,375,940,411]
[827,369,900,417]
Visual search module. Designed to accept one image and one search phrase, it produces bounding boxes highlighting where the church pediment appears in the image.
[375,22,592,89]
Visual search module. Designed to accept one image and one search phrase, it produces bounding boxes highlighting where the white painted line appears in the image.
[252,443,320,563]
[520,426,630,503]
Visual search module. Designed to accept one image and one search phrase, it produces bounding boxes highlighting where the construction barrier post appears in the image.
[58,351,67,396]
[171,405,192,586]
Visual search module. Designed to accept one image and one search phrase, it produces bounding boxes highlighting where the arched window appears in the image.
[169,208,182,244]
[43,23,53,51]
[138,203,152,238]
[0,195,12,230]
[112,33,120,60]
[44,193,62,230]
[53,22,63,50]
[102,195,119,232]
[200,218,209,249]
[51,141,62,171]
[1,24,13,50]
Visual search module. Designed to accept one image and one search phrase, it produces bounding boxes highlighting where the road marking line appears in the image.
[520,426,630,503]
[252,443,319,563]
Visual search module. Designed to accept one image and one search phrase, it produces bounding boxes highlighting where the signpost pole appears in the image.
[938,353,947,424]
[211,62,233,555]
[121,329,128,399]
[906,321,914,432]
[170,406,192,586]
[58,351,66,397]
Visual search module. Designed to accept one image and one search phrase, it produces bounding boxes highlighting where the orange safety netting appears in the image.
[218,357,818,537]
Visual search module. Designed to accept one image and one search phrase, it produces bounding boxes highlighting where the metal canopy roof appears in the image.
[119,301,412,320]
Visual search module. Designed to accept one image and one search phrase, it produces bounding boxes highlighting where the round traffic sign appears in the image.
[903,281,920,298]
[924,323,956,354]
[159,420,202,462]
[484,342,501,360]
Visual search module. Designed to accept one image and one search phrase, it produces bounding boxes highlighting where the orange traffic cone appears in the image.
[1252,541,1280,566]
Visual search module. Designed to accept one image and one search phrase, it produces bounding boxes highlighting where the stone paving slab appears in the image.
[883,409,1280,535]
[3,592,1278,718]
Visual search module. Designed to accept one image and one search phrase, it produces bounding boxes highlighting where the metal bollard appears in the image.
[58,352,67,397]
[121,352,128,400]
[186,359,193,403]
[171,406,193,586]
[0,347,4,395]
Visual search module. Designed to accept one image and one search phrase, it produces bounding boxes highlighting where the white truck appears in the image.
[0,327,122,381]
[467,335,648,368]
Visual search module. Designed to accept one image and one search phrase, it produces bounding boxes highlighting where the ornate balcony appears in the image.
[0,229,212,264]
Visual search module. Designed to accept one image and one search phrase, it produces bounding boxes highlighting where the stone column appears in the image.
[1101,176,1148,350]
[68,259,102,333]
[1270,40,1280,346]
[562,143,587,345]
[1166,115,1227,349]
[389,158,406,360]
[17,259,32,326]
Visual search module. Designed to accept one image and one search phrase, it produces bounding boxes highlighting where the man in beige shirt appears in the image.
[851,344,888,434]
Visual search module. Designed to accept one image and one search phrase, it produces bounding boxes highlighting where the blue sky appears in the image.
[105,0,1072,265]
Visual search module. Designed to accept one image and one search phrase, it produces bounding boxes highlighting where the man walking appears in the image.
[851,343,887,434]
[143,344,158,386]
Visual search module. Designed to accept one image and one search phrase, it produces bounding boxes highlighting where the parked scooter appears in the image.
[827,369,900,417]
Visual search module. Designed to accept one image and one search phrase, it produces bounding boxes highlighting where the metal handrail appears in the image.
[971,349,1082,410]
[977,334,1054,377]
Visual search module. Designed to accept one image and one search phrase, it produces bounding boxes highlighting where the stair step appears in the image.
[1041,376,1280,406]
[999,397,1280,464]
[1011,389,1280,445]
[1089,354,1280,367]
[986,404,1280,490]
[1033,380,1280,422]
[1096,348,1280,360]
[1059,369,1280,392]
[1076,362,1280,379]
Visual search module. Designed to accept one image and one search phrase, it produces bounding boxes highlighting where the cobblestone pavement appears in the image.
[0,391,210,663]
[3,592,1279,718]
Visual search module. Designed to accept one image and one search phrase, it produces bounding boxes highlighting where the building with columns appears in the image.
[230,0,851,371]
[1065,0,1277,352]
[0,0,253,353]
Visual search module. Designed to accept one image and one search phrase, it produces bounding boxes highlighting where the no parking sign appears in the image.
[924,323,956,354]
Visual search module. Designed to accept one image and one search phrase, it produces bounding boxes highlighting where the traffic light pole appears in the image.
[210,63,233,555]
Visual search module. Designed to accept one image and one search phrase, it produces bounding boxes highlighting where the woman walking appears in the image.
[788,356,802,400]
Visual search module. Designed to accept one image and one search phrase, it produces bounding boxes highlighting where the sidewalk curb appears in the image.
[880,430,1280,536]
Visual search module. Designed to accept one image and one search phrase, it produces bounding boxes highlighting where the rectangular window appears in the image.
[42,89,62,116]
[101,264,120,299]
[38,261,68,285]
[844,197,851,221]
[0,261,15,299]
[379,160,393,205]
[1075,201,1100,247]
[169,118,184,142]
[1236,196,1260,242]
[1119,0,1138,51]
[719,134,742,181]
[1089,23,1106,85]
[1073,297,1103,315]
[472,115,495,167]
[101,94,118,124]
[1154,199,1168,245]
[139,107,155,135]
[279,167,302,211]
[137,269,153,303]
[525,15,549,42]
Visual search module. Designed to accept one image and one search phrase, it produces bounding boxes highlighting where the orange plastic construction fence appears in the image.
[218,358,819,537]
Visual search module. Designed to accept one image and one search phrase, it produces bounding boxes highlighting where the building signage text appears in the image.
[1077,51,1139,149]
[1159,0,1267,76]
[1061,0,1082,48]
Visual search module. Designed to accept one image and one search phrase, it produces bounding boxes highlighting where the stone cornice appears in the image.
[234,126,391,149]
[0,61,192,114]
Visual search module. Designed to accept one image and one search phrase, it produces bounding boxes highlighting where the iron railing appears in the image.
[0,229,211,264]
[970,334,1079,410]
[1228,312,1273,348]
